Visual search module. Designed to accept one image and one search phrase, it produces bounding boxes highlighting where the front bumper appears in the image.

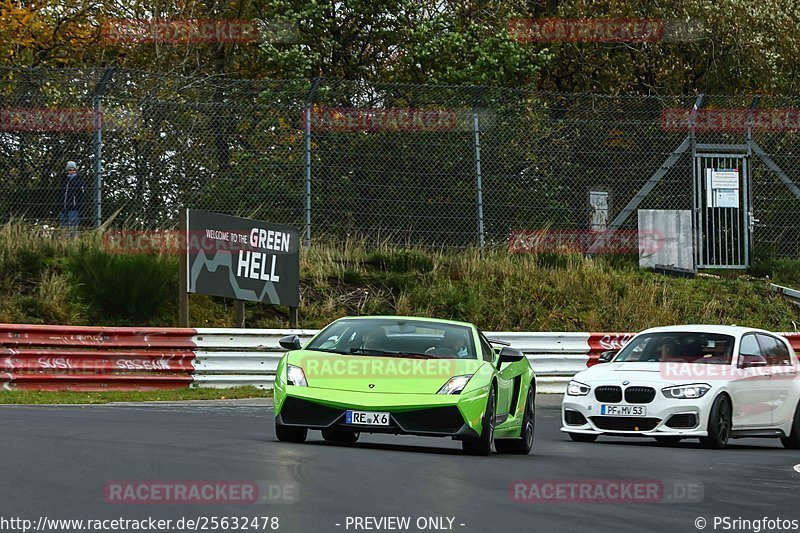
[275,385,489,439]
[560,387,716,437]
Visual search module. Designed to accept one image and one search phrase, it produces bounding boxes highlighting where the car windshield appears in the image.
[613,332,734,364]
[306,318,477,359]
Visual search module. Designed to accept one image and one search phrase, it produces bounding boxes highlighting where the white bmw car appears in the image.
[561,325,800,449]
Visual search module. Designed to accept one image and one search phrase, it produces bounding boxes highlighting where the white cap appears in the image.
[66,161,77,170]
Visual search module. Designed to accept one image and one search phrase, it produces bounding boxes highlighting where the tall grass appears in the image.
[0,222,798,331]
[68,245,177,322]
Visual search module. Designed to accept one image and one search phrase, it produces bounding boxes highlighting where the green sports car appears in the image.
[273,316,536,455]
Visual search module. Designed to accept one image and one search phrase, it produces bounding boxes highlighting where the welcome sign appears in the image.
[185,209,299,306]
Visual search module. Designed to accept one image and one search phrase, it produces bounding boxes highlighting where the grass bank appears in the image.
[0,223,799,332]
[0,386,272,404]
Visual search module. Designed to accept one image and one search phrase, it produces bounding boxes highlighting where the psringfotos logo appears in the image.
[510,479,704,504]
[104,480,298,504]
[709,517,800,532]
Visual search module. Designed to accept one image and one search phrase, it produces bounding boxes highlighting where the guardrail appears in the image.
[0,324,197,391]
[1,325,798,393]
[190,330,598,393]
[192,329,315,390]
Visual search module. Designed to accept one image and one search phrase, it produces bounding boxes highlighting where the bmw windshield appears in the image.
[613,332,735,364]
[306,318,477,359]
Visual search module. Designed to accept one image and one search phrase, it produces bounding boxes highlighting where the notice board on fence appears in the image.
[185,209,300,306]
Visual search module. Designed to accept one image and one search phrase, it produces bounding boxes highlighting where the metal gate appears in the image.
[693,153,752,268]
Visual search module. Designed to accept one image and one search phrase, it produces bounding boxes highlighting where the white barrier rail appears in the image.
[191,328,592,393]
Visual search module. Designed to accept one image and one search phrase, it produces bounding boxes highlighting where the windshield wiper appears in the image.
[349,348,390,356]
[385,351,435,359]
[348,348,434,359]
[310,348,347,355]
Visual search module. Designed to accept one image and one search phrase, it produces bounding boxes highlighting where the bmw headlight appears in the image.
[662,383,710,399]
[437,375,472,395]
[566,380,591,396]
[287,364,308,387]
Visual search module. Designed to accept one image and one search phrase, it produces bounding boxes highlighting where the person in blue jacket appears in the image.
[60,161,86,233]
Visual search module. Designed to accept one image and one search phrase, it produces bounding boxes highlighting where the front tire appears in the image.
[699,395,731,449]
[780,402,800,449]
[321,429,360,444]
[495,386,535,455]
[568,432,598,443]
[462,387,496,456]
[275,419,307,443]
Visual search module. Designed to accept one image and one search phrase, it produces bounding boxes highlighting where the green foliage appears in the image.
[750,257,800,288]
[340,269,363,285]
[365,249,434,273]
[7,0,800,95]
[66,246,177,323]
[0,225,799,331]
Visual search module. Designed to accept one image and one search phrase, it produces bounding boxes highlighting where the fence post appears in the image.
[304,78,323,247]
[472,89,486,250]
[178,208,189,327]
[92,95,102,228]
[91,68,115,229]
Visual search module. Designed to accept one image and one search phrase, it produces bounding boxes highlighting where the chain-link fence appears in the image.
[2,68,799,258]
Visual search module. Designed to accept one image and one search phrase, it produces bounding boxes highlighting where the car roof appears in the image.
[332,315,476,328]
[637,324,778,337]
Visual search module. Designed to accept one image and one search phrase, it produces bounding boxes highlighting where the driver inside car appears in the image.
[361,327,388,351]
[638,337,679,362]
[427,330,469,358]
[655,338,680,360]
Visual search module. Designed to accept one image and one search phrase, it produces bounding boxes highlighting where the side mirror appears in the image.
[498,347,525,366]
[598,350,618,363]
[279,334,302,351]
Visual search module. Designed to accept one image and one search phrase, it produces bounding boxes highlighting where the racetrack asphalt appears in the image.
[1,396,798,533]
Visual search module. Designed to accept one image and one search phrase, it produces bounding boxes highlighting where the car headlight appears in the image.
[662,383,710,399]
[566,380,591,396]
[437,375,472,395]
[287,364,308,387]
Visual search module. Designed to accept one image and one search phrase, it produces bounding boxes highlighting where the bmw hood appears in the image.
[288,351,483,394]
[576,362,667,384]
